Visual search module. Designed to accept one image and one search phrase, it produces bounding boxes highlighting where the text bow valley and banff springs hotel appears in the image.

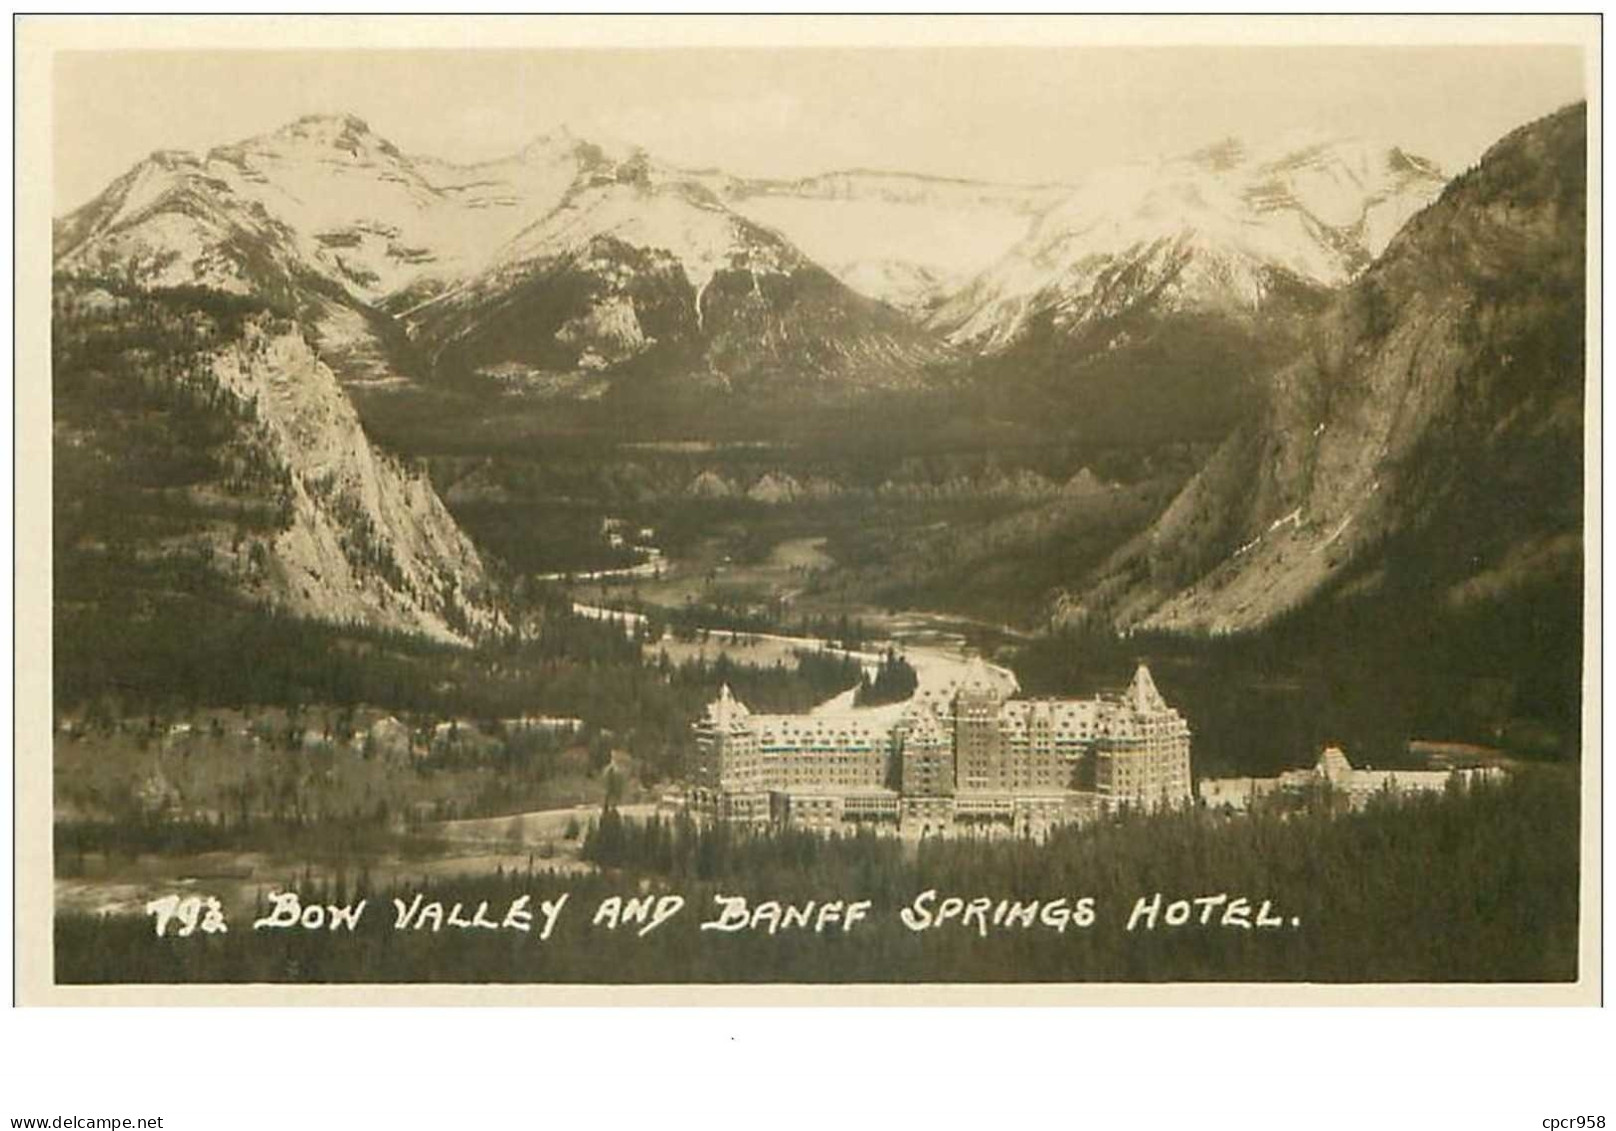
[690,662,1194,836]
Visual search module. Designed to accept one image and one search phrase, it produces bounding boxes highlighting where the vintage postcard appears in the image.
[13,14,1602,1004]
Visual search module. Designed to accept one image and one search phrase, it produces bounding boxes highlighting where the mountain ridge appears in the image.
[57,113,1452,351]
[56,113,956,395]
[931,132,1449,352]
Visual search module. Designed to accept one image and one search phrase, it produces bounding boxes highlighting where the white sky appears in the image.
[55,46,1586,213]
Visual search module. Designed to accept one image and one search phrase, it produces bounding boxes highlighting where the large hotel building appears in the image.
[689,661,1192,836]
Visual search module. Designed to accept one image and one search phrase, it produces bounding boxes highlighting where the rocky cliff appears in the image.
[1070,104,1586,634]
[52,283,502,643]
[205,320,502,641]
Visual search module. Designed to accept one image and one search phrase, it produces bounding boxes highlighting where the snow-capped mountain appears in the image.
[932,133,1449,351]
[51,116,539,642]
[55,115,948,394]
[54,114,1452,393]
[407,158,947,392]
[55,115,593,307]
[698,171,1066,316]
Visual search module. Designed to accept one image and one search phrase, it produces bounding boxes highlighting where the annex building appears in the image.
[689,662,1193,836]
[1198,746,1506,812]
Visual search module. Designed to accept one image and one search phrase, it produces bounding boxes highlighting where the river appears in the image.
[570,602,1018,720]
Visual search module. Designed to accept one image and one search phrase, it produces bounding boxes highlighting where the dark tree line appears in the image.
[56,769,1578,985]
[855,649,919,707]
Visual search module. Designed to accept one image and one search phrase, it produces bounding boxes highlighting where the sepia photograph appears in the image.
[13,14,1602,1005]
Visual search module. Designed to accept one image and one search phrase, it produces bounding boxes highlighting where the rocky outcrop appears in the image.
[1060,468,1112,498]
[746,473,802,504]
[207,321,503,643]
[687,470,737,499]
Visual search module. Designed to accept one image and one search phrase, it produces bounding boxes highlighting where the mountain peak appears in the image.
[1188,137,1248,172]
[286,111,373,135]
[1386,145,1442,179]
[517,124,578,153]
[507,126,650,178]
[146,148,202,171]
[261,112,400,159]
[1183,129,1361,172]
[1264,125,1343,153]
[934,127,1449,349]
